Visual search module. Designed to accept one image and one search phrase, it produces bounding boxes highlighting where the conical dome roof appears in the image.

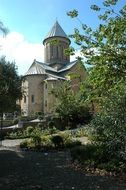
[43,21,70,44]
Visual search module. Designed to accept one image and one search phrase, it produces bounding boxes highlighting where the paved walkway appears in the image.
[0,139,24,147]
[0,144,126,190]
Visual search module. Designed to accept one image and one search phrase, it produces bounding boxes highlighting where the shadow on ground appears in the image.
[0,149,126,190]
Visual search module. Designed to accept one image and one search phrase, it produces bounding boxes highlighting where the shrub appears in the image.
[89,113,126,162]
[13,118,19,125]
[25,126,34,136]
[37,123,44,129]
[48,120,55,128]
[75,126,91,137]
[20,140,28,149]
[41,135,52,149]
[31,135,41,149]
[51,135,64,148]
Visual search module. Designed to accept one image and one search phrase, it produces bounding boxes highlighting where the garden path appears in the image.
[0,144,126,190]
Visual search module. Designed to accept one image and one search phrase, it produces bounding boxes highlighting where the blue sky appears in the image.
[0,0,125,74]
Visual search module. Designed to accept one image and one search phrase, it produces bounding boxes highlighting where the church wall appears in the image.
[44,37,70,65]
[65,62,87,92]
[43,80,63,114]
[21,75,45,116]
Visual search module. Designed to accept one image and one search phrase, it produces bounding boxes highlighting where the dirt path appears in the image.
[0,148,126,190]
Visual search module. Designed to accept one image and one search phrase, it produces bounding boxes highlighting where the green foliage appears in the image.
[90,5,100,11]
[71,144,99,163]
[75,126,91,138]
[67,9,78,18]
[20,140,28,149]
[13,118,19,125]
[19,115,37,122]
[68,0,126,173]
[0,20,9,35]
[67,1,126,99]
[36,112,44,121]
[52,82,92,128]
[2,119,13,127]
[25,126,34,136]
[90,88,126,162]
[6,129,23,139]
[70,144,126,173]
[64,47,75,56]
[19,128,82,150]
[51,135,64,147]
[0,57,22,115]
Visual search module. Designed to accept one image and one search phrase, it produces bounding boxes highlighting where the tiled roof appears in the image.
[43,21,68,43]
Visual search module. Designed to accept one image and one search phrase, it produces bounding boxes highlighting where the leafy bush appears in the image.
[41,135,53,148]
[90,113,126,162]
[13,118,19,125]
[2,120,13,127]
[20,140,28,149]
[25,126,34,136]
[19,129,82,150]
[70,144,126,173]
[74,126,91,137]
[6,130,24,139]
[71,144,99,163]
[52,82,93,129]
[19,115,36,122]
[56,132,82,148]
[72,88,126,173]
[51,135,64,147]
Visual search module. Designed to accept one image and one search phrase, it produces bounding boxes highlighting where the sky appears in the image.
[0,0,125,75]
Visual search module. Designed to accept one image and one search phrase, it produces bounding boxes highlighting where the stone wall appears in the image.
[21,75,45,115]
[43,79,62,114]
[44,37,70,66]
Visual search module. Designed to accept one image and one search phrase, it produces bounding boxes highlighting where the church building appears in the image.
[21,21,87,116]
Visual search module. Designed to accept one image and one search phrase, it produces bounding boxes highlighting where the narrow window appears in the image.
[24,95,26,103]
[45,100,47,107]
[45,83,47,89]
[31,95,34,103]
[51,45,53,58]
[56,46,58,58]
[51,83,54,88]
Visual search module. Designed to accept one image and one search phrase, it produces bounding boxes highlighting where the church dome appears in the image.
[43,21,70,44]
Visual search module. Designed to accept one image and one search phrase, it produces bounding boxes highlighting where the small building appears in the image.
[21,21,87,116]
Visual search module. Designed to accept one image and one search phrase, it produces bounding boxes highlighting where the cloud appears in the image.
[0,32,44,75]
[70,49,84,62]
[0,32,83,75]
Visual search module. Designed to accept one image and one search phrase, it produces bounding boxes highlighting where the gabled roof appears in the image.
[43,21,69,44]
[58,60,77,73]
[24,59,78,77]
[25,61,46,76]
[45,73,66,81]
[24,60,57,76]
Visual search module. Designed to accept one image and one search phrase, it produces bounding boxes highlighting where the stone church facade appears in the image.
[21,21,87,116]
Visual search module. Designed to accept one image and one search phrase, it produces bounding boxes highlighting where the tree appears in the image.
[52,81,92,128]
[67,0,126,101]
[0,57,22,129]
[67,0,126,171]
[0,20,8,35]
